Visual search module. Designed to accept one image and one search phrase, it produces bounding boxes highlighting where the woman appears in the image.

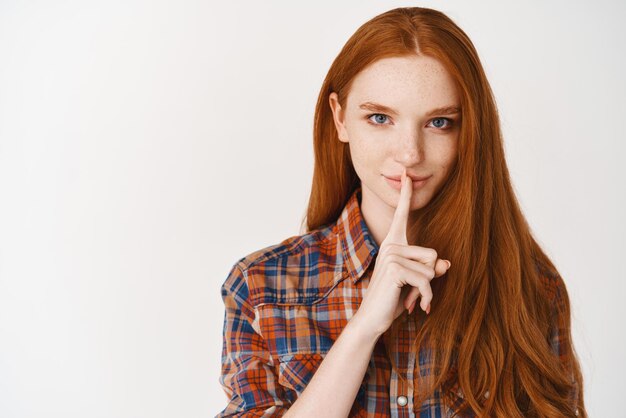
[218,6,585,417]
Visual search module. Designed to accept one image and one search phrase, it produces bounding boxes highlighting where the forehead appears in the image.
[346,55,459,111]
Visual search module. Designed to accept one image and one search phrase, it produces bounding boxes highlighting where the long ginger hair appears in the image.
[303,7,586,417]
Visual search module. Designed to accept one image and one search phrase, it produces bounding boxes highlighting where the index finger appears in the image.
[382,167,413,245]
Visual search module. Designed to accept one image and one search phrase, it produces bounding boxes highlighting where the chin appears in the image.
[410,190,435,210]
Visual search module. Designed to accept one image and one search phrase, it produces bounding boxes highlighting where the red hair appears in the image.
[304,7,585,417]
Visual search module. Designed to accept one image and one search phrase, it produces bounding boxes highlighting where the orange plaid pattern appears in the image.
[217,187,578,417]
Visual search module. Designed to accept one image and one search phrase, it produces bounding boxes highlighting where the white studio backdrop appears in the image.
[0,0,624,417]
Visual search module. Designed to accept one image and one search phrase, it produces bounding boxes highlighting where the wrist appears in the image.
[346,312,384,343]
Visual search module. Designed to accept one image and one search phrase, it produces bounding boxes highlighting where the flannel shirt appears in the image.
[218,187,578,417]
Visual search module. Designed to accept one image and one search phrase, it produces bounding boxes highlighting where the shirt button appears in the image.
[397,395,408,407]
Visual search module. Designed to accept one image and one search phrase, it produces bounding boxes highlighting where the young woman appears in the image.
[218,6,586,417]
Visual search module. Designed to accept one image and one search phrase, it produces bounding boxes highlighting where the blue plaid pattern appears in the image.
[217,187,575,417]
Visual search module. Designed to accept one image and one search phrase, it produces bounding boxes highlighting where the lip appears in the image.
[385,174,431,182]
[384,174,431,190]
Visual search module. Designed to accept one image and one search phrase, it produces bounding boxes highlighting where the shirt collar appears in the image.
[336,186,379,284]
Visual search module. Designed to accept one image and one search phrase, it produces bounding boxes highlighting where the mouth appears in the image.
[383,174,432,190]
[385,173,431,182]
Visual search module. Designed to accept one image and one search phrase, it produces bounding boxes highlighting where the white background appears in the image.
[1,1,624,417]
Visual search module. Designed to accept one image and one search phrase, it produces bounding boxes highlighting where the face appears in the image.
[329,54,460,219]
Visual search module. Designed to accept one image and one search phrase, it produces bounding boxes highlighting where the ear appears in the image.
[328,92,349,143]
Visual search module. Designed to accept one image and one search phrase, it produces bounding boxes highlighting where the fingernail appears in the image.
[408,300,416,314]
[426,304,431,315]
[445,260,452,269]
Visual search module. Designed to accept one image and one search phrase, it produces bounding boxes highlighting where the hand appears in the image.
[351,168,451,338]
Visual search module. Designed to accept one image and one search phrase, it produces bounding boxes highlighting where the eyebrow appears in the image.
[358,101,461,117]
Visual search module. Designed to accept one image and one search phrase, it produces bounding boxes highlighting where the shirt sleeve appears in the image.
[548,274,582,415]
[216,261,291,417]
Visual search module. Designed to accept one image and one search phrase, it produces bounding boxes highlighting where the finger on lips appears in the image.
[384,168,452,316]
[383,168,412,246]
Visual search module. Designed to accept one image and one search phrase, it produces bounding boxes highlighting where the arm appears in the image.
[217,262,290,417]
[218,261,380,418]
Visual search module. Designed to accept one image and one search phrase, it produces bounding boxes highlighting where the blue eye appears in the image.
[428,117,453,129]
[367,113,390,125]
[366,114,456,130]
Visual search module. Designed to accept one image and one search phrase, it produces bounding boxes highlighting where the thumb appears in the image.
[434,259,452,277]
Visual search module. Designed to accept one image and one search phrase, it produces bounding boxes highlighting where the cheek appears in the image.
[441,151,456,171]
[435,139,458,170]
[348,138,386,169]
[348,144,368,178]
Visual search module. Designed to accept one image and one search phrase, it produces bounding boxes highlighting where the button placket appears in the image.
[387,316,419,417]
[405,317,416,417]
[390,315,416,416]
[389,366,402,417]
[388,336,410,416]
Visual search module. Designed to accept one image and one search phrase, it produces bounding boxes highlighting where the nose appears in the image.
[393,128,424,166]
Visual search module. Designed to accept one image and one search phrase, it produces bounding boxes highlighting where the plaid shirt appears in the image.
[218,187,578,417]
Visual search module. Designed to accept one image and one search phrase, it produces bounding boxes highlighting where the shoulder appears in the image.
[221,222,345,307]
[533,261,571,326]
[532,258,567,303]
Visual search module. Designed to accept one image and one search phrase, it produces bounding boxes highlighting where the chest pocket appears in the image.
[277,352,326,395]
[277,352,370,414]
